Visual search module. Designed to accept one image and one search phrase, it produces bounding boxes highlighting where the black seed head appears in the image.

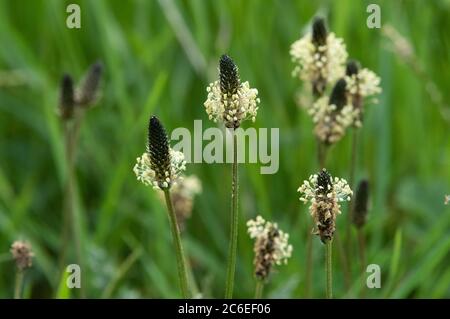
[329,79,347,110]
[346,60,360,76]
[219,54,240,96]
[77,61,103,107]
[317,168,332,195]
[312,17,327,46]
[352,180,370,228]
[59,74,75,120]
[147,116,171,188]
[254,225,279,281]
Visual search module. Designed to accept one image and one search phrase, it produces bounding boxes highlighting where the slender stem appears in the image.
[317,141,328,168]
[61,118,86,298]
[304,227,313,298]
[225,132,239,299]
[334,232,351,290]
[346,129,358,255]
[325,240,333,299]
[357,229,367,298]
[348,129,358,192]
[254,280,264,299]
[14,271,24,299]
[164,189,190,298]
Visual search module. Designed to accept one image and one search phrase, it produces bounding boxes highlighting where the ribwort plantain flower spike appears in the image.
[10,241,34,272]
[134,116,186,190]
[76,61,103,107]
[312,17,327,46]
[247,216,293,281]
[298,169,352,243]
[309,79,357,144]
[204,54,260,128]
[344,60,382,127]
[58,74,75,120]
[352,180,370,228]
[290,16,348,97]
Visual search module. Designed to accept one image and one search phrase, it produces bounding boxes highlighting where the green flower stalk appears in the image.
[343,59,381,266]
[133,116,190,298]
[204,54,260,298]
[57,61,103,298]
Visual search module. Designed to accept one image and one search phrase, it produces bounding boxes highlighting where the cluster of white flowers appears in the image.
[133,149,186,190]
[346,68,382,98]
[298,173,352,205]
[309,96,358,144]
[173,175,202,199]
[247,215,293,266]
[204,80,260,127]
[290,32,347,86]
[298,170,352,242]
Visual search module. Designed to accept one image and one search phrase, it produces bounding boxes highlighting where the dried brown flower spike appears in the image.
[58,74,75,120]
[247,216,292,281]
[352,180,370,228]
[76,61,103,107]
[10,240,34,271]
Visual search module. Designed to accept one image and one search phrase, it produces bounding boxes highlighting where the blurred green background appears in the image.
[0,0,449,298]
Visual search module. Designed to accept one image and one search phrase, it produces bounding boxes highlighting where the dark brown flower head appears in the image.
[254,225,278,281]
[329,78,348,111]
[77,61,103,107]
[352,180,370,228]
[298,169,352,244]
[248,216,292,282]
[346,60,360,76]
[219,54,240,97]
[317,168,332,195]
[147,116,172,189]
[58,74,75,120]
[312,17,327,46]
[10,241,34,271]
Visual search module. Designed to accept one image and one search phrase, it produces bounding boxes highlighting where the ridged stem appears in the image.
[326,240,333,299]
[163,189,190,298]
[357,229,367,298]
[254,280,264,299]
[225,132,239,298]
[304,228,313,297]
[61,116,86,298]
[14,271,24,299]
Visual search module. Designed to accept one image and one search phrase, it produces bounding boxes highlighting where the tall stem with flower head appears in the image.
[344,61,381,281]
[57,62,103,298]
[133,116,190,298]
[298,169,352,298]
[204,55,260,298]
[291,16,349,296]
[247,216,293,300]
[10,241,34,299]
